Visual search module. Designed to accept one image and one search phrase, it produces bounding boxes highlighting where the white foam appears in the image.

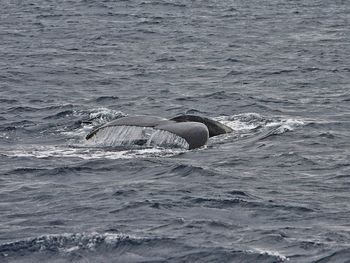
[248,247,289,261]
[215,113,305,134]
[0,145,184,160]
[1,232,142,254]
[266,119,305,134]
[214,113,266,131]
[62,108,126,138]
[220,119,260,131]
[0,132,10,139]
[88,108,124,123]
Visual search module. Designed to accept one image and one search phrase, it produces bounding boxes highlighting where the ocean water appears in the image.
[1,0,350,262]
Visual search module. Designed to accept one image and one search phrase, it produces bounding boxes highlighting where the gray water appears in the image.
[1,0,350,262]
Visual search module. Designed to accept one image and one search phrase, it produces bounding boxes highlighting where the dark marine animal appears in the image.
[86,115,233,150]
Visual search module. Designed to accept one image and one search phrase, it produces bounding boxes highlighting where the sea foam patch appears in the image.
[0,145,185,160]
[215,113,305,134]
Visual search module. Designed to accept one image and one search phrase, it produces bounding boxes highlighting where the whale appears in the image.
[86,115,233,149]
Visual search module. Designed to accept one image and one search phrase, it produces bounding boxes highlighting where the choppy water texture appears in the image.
[1,0,350,262]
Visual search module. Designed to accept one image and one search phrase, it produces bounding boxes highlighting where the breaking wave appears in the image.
[0,232,289,262]
[0,233,141,255]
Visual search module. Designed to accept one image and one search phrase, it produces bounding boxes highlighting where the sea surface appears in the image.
[1,0,350,262]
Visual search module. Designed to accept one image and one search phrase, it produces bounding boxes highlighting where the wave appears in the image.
[0,120,38,133]
[43,110,74,120]
[0,98,18,104]
[315,247,350,262]
[170,164,217,177]
[6,106,41,113]
[93,96,120,103]
[181,195,314,214]
[247,248,289,262]
[0,232,288,262]
[0,232,149,259]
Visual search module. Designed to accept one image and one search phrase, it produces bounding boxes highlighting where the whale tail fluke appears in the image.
[86,114,232,149]
[170,115,233,137]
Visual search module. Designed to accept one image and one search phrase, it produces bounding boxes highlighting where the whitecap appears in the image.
[0,232,145,254]
[247,247,289,261]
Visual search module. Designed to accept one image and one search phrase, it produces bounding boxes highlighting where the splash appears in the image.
[248,247,289,261]
[214,113,268,131]
[87,108,125,126]
[61,108,126,138]
[266,118,305,134]
[0,145,184,160]
[215,113,305,134]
